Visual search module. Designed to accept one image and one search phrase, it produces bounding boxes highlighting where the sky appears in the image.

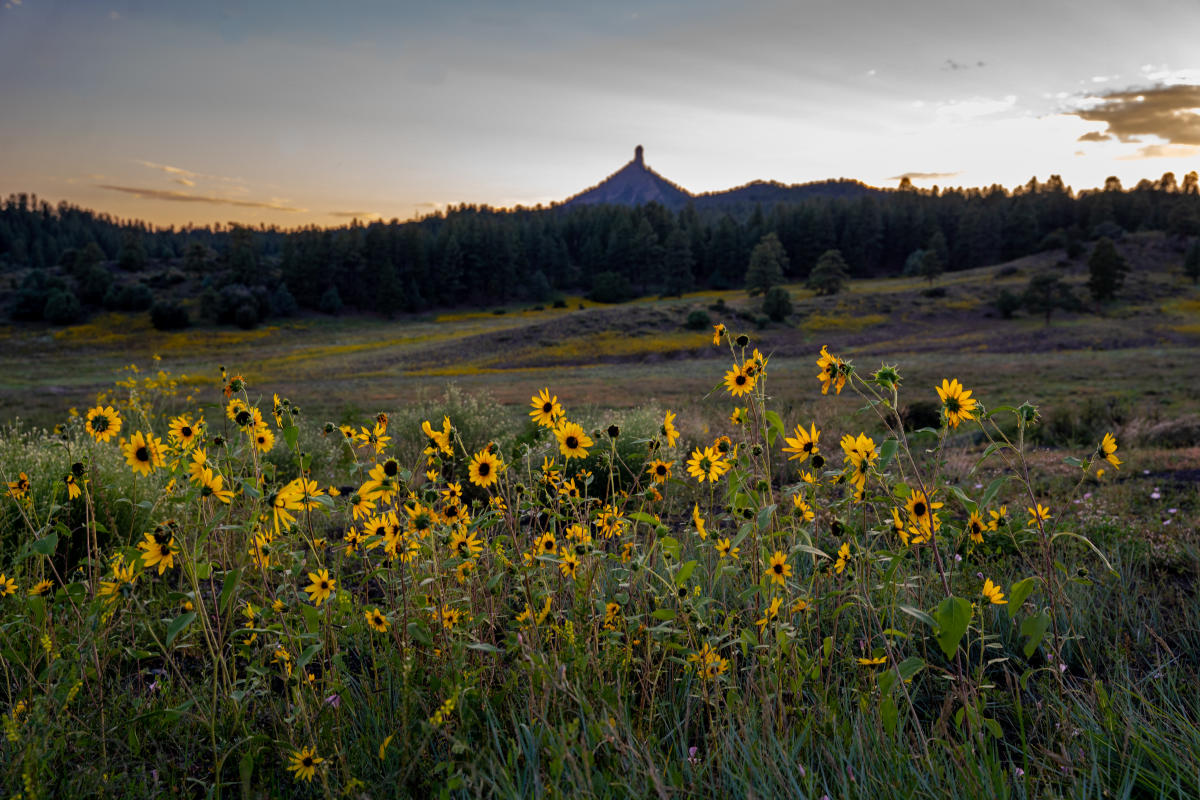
[2,0,1199,228]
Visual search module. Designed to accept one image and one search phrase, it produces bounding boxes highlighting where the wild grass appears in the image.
[0,334,1196,798]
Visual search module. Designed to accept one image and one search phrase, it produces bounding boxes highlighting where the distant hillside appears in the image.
[562,146,879,210]
[562,146,692,208]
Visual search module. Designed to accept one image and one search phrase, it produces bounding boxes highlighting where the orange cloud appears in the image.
[96,184,305,212]
[1070,84,1200,146]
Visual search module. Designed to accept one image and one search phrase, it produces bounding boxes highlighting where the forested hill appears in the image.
[2,170,1199,327]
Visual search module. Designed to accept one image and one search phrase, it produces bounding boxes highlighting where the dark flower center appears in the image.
[773,563,783,574]
[383,460,399,477]
[135,446,150,462]
[655,465,667,476]
[565,436,579,449]
[735,375,747,386]
[542,402,553,413]
[913,502,927,517]
[302,757,313,767]
[181,426,192,437]
[477,462,490,476]
[92,416,109,432]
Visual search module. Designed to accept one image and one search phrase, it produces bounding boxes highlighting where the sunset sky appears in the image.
[2,0,1199,228]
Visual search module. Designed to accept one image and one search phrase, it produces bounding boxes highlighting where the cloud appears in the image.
[1076,131,1111,142]
[329,210,379,219]
[1116,143,1200,160]
[96,184,306,212]
[942,59,986,72]
[888,171,961,181]
[174,178,196,187]
[935,95,1017,122]
[1068,84,1200,146]
[134,160,246,184]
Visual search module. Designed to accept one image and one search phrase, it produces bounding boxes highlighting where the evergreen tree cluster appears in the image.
[2,171,1198,323]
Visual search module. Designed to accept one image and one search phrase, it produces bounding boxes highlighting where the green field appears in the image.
[1,239,1199,798]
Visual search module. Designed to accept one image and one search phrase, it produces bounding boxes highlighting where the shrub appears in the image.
[234,302,259,329]
[79,264,112,305]
[685,309,711,330]
[762,286,793,321]
[149,301,190,330]
[993,290,1022,319]
[807,249,850,296]
[42,289,83,325]
[270,283,299,317]
[102,282,153,312]
[319,285,344,315]
[589,271,634,303]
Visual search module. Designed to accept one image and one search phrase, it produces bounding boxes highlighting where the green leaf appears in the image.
[756,504,775,533]
[302,603,321,634]
[675,560,698,586]
[981,476,1009,509]
[466,641,501,653]
[28,596,46,626]
[651,608,676,621]
[31,532,59,556]
[1020,610,1051,658]
[283,425,299,451]
[407,620,433,647]
[296,643,322,671]
[659,536,681,561]
[764,410,785,447]
[1007,577,1036,618]
[628,511,659,526]
[933,596,972,661]
[878,438,899,468]
[165,612,196,648]
[947,485,977,515]
[218,568,242,616]
[892,482,912,500]
[1050,531,1117,576]
[1062,456,1083,468]
[897,656,925,681]
[880,694,898,736]
[899,604,936,630]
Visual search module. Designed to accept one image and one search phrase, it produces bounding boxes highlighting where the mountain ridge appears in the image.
[562,146,881,209]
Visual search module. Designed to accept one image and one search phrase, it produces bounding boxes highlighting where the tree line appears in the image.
[3,171,1199,325]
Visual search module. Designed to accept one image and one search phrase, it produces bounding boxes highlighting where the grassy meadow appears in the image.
[1,235,1199,798]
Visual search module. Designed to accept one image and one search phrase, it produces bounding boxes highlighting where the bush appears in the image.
[271,284,299,317]
[319,286,344,315]
[762,286,793,321]
[42,289,83,326]
[552,298,567,309]
[685,309,711,330]
[234,303,259,329]
[79,265,112,305]
[589,271,634,304]
[993,290,1022,319]
[920,287,947,298]
[149,301,190,330]
[103,282,153,312]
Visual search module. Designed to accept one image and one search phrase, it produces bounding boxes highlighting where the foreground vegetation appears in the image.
[1,324,1197,798]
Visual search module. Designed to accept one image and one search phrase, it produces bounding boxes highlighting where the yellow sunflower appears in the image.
[287,746,323,782]
[468,449,505,489]
[661,410,680,448]
[137,529,177,574]
[252,425,275,454]
[529,388,563,428]
[1100,432,1121,469]
[645,459,672,484]
[304,569,335,606]
[167,415,201,449]
[935,378,978,429]
[365,608,389,632]
[766,550,791,586]
[554,421,593,460]
[686,446,729,484]
[782,422,821,462]
[723,363,756,397]
[122,431,165,477]
[85,405,122,443]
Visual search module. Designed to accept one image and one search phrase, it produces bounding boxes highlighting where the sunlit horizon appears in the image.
[3,0,1198,228]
